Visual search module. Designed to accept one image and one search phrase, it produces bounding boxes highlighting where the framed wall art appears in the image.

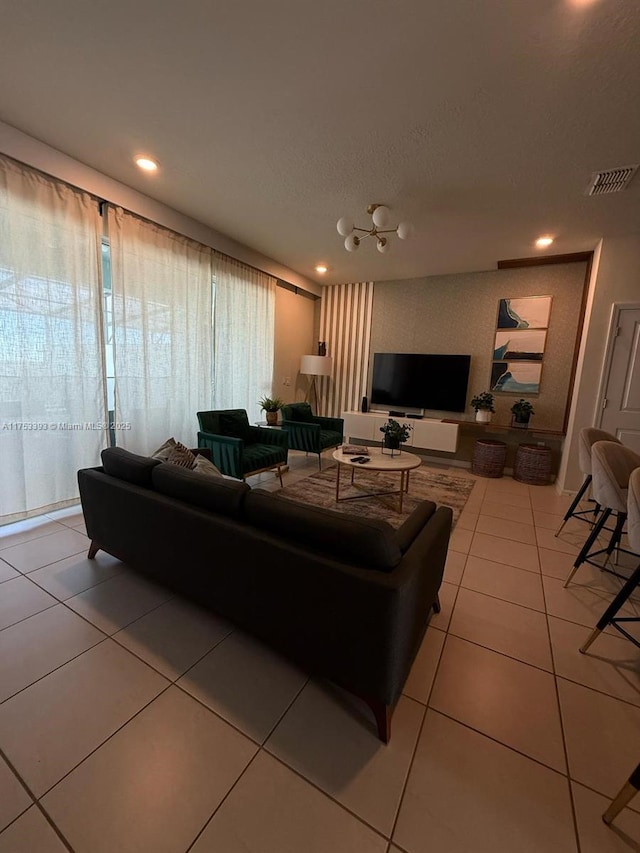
[492,296,551,394]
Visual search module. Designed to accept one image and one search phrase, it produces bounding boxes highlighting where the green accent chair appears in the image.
[280,402,344,470]
[197,409,288,486]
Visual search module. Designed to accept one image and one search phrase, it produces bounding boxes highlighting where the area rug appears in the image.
[277,464,474,529]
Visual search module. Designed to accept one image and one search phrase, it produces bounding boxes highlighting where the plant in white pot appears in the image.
[258,396,284,426]
[379,418,412,456]
[470,391,495,424]
[510,398,535,428]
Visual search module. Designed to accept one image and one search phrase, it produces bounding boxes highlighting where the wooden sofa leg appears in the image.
[366,699,393,743]
[87,541,100,559]
[433,593,442,614]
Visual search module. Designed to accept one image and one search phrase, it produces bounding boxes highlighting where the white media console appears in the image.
[342,411,459,454]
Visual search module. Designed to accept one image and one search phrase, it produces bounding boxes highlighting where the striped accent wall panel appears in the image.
[318,282,374,418]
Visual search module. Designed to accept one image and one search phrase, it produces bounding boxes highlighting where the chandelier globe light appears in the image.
[336,204,413,253]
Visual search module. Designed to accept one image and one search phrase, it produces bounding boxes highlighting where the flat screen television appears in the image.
[371,352,471,413]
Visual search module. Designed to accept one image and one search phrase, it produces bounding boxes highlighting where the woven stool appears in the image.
[472,439,507,478]
[514,444,551,485]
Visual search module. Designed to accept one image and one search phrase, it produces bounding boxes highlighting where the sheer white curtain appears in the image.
[0,157,107,523]
[212,253,276,424]
[108,207,213,454]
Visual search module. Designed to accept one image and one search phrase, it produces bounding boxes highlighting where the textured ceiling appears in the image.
[0,0,639,284]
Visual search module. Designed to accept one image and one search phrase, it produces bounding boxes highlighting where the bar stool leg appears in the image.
[604,512,626,567]
[556,475,592,536]
[564,508,611,587]
[603,763,640,825]
[580,562,640,653]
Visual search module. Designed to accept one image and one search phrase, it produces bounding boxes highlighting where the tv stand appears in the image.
[389,410,406,417]
[341,411,459,453]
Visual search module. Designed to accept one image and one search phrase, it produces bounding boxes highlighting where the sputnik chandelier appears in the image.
[336,204,414,253]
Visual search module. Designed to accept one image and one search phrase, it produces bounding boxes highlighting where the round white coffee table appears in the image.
[332,447,422,513]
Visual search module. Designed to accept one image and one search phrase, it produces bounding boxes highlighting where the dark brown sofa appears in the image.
[78,447,452,741]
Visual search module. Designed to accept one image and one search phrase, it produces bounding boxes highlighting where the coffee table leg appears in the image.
[399,471,405,513]
[405,470,410,492]
[335,463,341,502]
[351,466,355,485]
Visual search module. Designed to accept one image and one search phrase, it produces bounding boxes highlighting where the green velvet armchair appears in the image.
[280,402,344,470]
[197,409,288,485]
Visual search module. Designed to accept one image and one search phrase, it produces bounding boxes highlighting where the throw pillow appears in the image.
[165,442,197,469]
[192,453,223,477]
[151,437,177,461]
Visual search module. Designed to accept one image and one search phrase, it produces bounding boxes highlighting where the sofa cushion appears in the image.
[319,429,343,450]
[219,410,251,441]
[152,463,249,517]
[101,447,161,487]
[244,490,402,571]
[242,444,287,474]
[287,402,314,422]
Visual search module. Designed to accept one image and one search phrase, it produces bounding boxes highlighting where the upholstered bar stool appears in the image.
[471,439,507,478]
[556,427,621,536]
[580,466,640,652]
[603,761,640,826]
[565,441,640,588]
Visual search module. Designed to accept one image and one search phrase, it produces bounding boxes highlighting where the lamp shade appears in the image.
[397,221,414,240]
[372,204,390,228]
[336,216,353,237]
[300,355,333,376]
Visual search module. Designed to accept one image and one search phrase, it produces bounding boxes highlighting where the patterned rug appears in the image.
[277,464,474,529]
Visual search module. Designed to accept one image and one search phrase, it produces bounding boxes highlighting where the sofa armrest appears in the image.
[248,425,288,447]
[395,500,437,553]
[197,430,243,478]
[315,416,344,434]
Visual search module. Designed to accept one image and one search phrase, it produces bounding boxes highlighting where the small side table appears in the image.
[471,439,507,478]
[514,443,552,485]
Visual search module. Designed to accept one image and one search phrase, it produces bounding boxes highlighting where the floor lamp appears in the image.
[300,355,333,411]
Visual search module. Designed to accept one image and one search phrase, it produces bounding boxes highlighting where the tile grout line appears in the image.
[0,524,76,554]
[385,591,458,846]
[32,682,174,803]
[0,745,75,852]
[537,517,584,853]
[184,681,397,850]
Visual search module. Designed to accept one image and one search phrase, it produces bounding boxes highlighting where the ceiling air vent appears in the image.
[586,165,638,196]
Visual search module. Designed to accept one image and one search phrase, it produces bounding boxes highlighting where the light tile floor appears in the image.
[1,452,640,852]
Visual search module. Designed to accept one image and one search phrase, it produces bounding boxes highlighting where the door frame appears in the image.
[595,301,640,428]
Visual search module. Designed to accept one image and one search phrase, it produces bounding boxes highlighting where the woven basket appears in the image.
[471,439,507,478]
[514,443,552,485]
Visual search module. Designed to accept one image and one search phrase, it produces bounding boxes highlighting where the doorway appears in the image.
[598,303,640,453]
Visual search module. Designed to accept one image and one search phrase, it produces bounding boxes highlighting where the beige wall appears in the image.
[559,235,640,491]
[273,286,318,404]
[371,262,587,431]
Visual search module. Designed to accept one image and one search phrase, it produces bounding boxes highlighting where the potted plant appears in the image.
[379,418,412,456]
[470,391,495,424]
[259,396,284,426]
[510,398,535,428]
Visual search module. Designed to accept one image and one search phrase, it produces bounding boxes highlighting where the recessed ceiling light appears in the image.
[315,264,328,273]
[134,156,159,172]
[535,236,554,249]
